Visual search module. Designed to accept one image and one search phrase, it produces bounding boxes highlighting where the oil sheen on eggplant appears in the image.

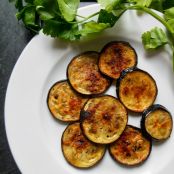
[67,51,111,95]
[117,68,157,112]
[141,104,173,141]
[81,95,128,144]
[99,41,137,79]
[61,122,106,168]
[47,80,88,122]
[109,125,152,166]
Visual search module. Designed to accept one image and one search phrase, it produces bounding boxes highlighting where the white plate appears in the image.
[5,4,174,174]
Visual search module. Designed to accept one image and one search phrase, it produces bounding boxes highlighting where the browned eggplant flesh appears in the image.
[117,68,157,112]
[141,104,173,141]
[109,125,152,166]
[99,41,137,79]
[61,122,106,168]
[67,51,111,95]
[47,80,88,122]
[81,95,128,144]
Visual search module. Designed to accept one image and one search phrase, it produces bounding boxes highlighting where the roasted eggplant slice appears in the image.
[141,104,173,141]
[67,51,111,95]
[117,68,157,112]
[47,80,88,122]
[109,125,152,166]
[99,41,137,79]
[81,95,128,144]
[61,122,106,168]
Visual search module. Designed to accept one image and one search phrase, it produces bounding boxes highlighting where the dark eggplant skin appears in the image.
[67,51,112,96]
[109,125,152,166]
[99,41,138,79]
[141,104,173,141]
[61,122,106,169]
[116,67,158,113]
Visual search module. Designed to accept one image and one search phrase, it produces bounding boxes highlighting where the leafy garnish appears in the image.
[43,19,80,40]
[58,0,80,22]
[142,27,168,49]
[10,0,174,69]
[36,6,55,21]
[80,22,110,36]
[97,0,122,11]
[98,9,121,27]
[15,0,23,11]
[128,0,152,7]
[164,7,174,20]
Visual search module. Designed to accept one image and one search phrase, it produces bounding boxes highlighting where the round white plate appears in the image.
[5,4,174,174]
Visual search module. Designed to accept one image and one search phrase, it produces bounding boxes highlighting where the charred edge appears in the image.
[141,104,173,141]
[116,67,138,99]
[116,67,158,112]
[61,122,107,168]
[80,95,128,144]
[99,41,138,79]
[66,51,99,81]
[66,51,111,96]
[100,41,138,61]
[47,79,73,122]
[109,125,152,166]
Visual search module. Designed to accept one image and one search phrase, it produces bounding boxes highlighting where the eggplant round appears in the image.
[67,51,111,95]
[141,104,173,141]
[81,95,128,144]
[47,80,88,122]
[109,125,152,166]
[99,41,137,79]
[117,68,158,113]
[61,122,106,168]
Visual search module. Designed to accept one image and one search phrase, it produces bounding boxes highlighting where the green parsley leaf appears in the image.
[97,0,122,11]
[164,7,174,20]
[43,19,80,40]
[15,0,23,11]
[16,5,40,32]
[58,24,81,40]
[57,0,80,21]
[164,7,174,34]
[149,0,163,12]
[142,27,168,49]
[36,6,55,20]
[98,9,121,27]
[149,0,174,12]
[162,0,174,10]
[80,21,110,36]
[166,19,174,34]
[127,0,152,7]
[25,0,34,3]
[34,0,57,8]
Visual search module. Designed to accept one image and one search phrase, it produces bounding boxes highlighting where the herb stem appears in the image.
[127,5,174,40]
[76,14,86,19]
[70,11,100,24]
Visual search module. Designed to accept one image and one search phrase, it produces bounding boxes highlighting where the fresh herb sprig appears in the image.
[10,0,174,68]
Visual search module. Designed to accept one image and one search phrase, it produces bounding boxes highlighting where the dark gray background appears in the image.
[0,1,95,173]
